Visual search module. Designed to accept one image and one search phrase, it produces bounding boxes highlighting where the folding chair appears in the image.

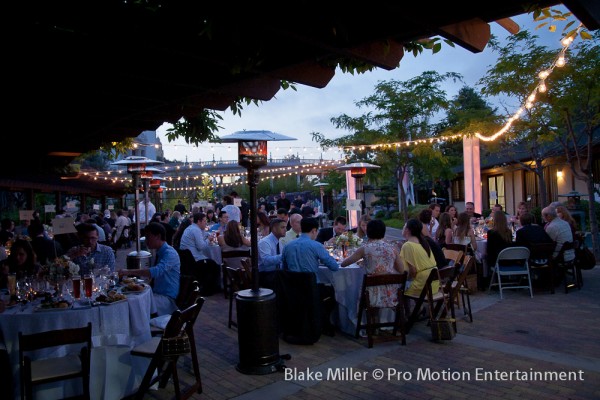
[18,322,92,400]
[221,248,251,299]
[554,241,581,293]
[528,242,557,294]
[354,272,408,348]
[488,246,532,299]
[129,297,205,400]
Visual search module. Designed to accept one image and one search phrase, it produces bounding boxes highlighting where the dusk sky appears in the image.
[156,9,573,164]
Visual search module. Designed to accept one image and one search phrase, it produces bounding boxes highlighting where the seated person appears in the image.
[486,211,514,267]
[315,216,347,244]
[257,218,288,289]
[399,219,439,298]
[282,217,341,336]
[119,222,180,316]
[515,213,552,248]
[66,223,116,275]
[0,239,42,288]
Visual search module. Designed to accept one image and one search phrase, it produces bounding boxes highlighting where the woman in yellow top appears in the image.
[400,219,439,297]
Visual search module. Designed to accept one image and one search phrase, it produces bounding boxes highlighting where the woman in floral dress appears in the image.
[341,219,402,308]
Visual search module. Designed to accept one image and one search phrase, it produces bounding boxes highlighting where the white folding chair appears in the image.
[488,246,532,299]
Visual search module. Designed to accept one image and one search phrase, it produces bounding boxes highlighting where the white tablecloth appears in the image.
[476,238,489,276]
[318,265,364,335]
[0,287,154,400]
[205,244,222,265]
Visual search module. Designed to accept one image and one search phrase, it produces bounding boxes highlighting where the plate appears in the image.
[121,284,148,294]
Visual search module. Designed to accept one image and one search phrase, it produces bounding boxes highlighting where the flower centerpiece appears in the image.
[41,255,80,283]
[335,231,363,249]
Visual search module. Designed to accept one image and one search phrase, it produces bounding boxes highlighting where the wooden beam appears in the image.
[495,18,520,34]
[346,40,405,70]
[271,61,336,89]
[438,18,491,53]
[222,76,281,101]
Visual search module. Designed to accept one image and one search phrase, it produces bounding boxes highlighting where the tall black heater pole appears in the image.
[248,168,260,292]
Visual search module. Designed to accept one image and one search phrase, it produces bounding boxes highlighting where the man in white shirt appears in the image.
[137,199,156,228]
[179,212,220,295]
[258,218,288,290]
[221,195,241,223]
[542,206,575,261]
[280,213,302,247]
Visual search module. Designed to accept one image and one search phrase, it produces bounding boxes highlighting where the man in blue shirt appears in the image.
[119,222,180,316]
[282,217,340,336]
[67,223,116,275]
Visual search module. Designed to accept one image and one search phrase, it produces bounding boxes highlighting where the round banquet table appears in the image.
[0,286,155,400]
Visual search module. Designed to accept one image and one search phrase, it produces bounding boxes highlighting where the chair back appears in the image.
[221,248,251,269]
[275,270,322,344]
[177,248,197,276]
[496,246,530,265]
[176,277,200,310]
[443,249,464,267]
[226,266,251,293]
[18,322,92,399]
[164,297,205,338]
[356,272,408,347]
[528,242,556,263]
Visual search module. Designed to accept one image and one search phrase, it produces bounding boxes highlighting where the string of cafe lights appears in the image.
[79,159,344,191]
[334,25,582,149]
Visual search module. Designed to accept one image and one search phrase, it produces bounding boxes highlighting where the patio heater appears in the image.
[220,130,295,375]
[111,156,164,269]
[337,162,380,221]
[314,182,329,227]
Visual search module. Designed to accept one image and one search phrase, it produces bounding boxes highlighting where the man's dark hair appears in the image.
[300,217,319,233]
[76,223,97,236]
[429,203,441,210]
[277,208,288,215]
[333,216,347,225]
[269,218,286,231]
[418,209,432,224]
[230,191,238,197]
[519,212,535,226]
[193,212,207,223]
[223,195,233,205]
[144,222,166,241]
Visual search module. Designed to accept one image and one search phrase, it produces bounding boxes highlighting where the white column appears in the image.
[345,170,358,229]
[463,136,482,214]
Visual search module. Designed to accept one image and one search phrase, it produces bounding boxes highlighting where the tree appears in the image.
[478,28,599,258]
[477,31,563,207]
[545,31,600,258]
[312,71,462,220]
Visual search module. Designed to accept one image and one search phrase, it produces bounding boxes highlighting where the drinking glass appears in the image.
[83,274,94,299]
[71,275,81,300]
[7,273,16,296]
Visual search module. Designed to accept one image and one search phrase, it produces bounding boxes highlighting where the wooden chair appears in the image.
[405,268,442,334]
[275,270,325,344]
[151,277,200,337]
[528,242,557,294]
[18,322,92,400]
[443,248,464,267]
[129,297,205,400]
[451,255,475,323]
[488,246,532,299]
[221,248,251,299]
[354,272,408,348]
[225,266,252,329]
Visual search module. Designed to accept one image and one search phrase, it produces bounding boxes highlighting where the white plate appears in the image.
[95,298,128,306]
